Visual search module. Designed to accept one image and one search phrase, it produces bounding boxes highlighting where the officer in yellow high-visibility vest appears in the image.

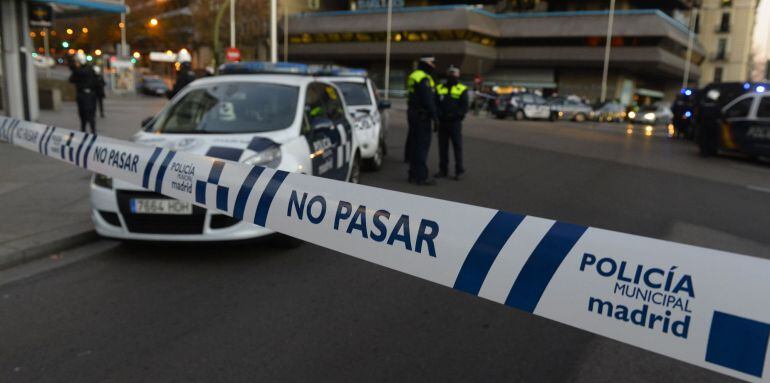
[406,56,439,186]
[435,66,469,180]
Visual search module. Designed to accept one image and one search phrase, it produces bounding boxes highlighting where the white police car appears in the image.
[90,62,360,241]
[318,72,390,170]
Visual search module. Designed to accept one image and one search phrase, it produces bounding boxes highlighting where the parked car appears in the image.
[593,101,627,122]
[137,76,169,96]
[697,84,770,157]
[319,72,390,171]
[494,92,551,120]
[548,97,593,122]
[32,54,55,69]
[91,62,361,242]
[630,103,673,125]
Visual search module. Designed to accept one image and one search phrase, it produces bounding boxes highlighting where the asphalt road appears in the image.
[2,108,769,383]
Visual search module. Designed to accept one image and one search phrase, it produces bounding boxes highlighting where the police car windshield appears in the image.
[150,83,299,134]
[334,82,372,106]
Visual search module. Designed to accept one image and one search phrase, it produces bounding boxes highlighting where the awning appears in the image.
[635,88,665,98]
[34,0,127,14]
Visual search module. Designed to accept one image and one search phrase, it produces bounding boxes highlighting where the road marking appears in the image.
[747,185,770,194]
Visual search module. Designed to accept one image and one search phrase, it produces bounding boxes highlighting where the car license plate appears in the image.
[130,199,192,215]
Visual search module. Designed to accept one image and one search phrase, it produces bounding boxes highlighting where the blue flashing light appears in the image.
[219,61,368,77]
[744,82,751,90]
[684,89,692,96]
[684,110,692,118]
[756,85,766,93]
[219,61,310,75]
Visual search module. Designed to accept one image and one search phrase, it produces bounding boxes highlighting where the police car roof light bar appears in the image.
[219,61,367,77]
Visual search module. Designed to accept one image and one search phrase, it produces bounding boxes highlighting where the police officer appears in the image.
[406,56,439,185]
[435,66,468,180]
[168,49,196,99]
[69,51,98,133]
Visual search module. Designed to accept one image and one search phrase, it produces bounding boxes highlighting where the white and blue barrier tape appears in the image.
[2,116,769,382]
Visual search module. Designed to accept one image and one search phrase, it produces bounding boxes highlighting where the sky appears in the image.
[753,0,769,79]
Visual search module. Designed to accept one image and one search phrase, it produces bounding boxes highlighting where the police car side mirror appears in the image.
[378,100,391,110]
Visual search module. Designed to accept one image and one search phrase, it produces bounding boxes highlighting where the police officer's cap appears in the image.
[419,56,436,67]
[447,65,460,77]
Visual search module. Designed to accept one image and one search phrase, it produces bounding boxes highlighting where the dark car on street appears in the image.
[137,76,170,97]
[693,82,768,156]
[701,86,770,158]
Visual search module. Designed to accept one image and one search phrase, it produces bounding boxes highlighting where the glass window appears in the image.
[305,82,345,123]
[719,13,730,32]
[522,94,535,103]
[716,38,727,59]
[334,81,372,106]
[150,83,299,134]
[724,97,753,119]
[757,97,770,118]
[714,67,724,83]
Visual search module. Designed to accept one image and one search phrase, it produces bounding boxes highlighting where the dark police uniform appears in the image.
[168,62,196,99]
[69,65,98,133]
[436,81,468,178]
[406,68,438,184]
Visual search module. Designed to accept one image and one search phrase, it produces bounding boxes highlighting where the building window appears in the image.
[714,67,724,83]
[722,0,733,7]
[716,38,727,60]
[694,14,700,34]
[719,12,730,32]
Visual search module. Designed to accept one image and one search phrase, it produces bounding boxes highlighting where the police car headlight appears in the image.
[644,113,656,121]
[242,146,282,169]
[357,118,372,130]
[93,173,113,189]
[628,111,636,119]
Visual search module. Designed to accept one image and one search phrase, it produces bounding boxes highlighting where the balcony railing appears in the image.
[715,24,730,33]
[711,51,729,61]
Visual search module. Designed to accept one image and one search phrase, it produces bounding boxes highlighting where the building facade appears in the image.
[286,0,704,103]
[697,0,758,85]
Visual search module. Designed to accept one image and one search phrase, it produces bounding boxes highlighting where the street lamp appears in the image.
[66,28,73,35]
[82,27,88,34]
[95,49,102,55]
[149,18,159,27]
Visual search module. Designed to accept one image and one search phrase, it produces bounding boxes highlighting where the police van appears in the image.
[706,85,770,158]
[317,69,390,171]
[90,62,361,242]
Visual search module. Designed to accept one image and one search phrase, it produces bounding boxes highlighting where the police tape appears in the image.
[1,116,769,382]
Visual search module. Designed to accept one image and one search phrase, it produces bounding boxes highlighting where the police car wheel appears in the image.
[514,110,525,121]
[364,139,384,171]
[348,152,362,183]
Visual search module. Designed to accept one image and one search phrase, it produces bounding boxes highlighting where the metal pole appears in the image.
[383,0,393,100]
[229,0,235,47]
[600,0,615,103]
[120,13,127,56]
[682,7,698,90]
[270,0,277,63]
[283,1,288,61]
[43,27,50,78]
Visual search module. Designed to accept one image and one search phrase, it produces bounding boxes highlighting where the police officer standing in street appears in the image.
[168,49,196,99]
[406,56,439,185]
[69,51,98,133]
[435,65,468,180]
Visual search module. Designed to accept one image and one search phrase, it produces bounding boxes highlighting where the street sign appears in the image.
[225,47,241,62]
[28,2,53,28]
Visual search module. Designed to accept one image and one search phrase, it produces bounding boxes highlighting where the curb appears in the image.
[0,222,98,271]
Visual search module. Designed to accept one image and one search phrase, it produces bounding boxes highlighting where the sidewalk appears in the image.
[0,95,166,269]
